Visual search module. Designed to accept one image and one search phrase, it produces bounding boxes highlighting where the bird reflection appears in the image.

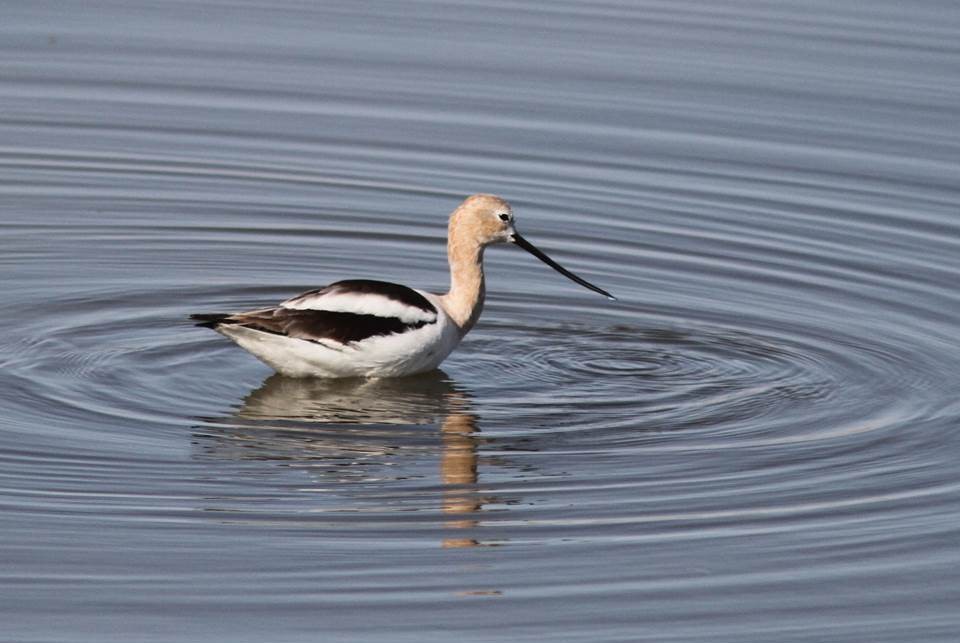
[438,409,481,548]
[194,371,488,547]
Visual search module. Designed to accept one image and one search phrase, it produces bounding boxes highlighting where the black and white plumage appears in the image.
[192,194,614,378]
[192,279,458,378]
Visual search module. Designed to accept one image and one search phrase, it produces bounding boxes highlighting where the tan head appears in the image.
[447,193,616,300]
[448,194,515,247]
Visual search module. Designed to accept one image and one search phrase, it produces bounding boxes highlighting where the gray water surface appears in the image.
[2,1,960,642]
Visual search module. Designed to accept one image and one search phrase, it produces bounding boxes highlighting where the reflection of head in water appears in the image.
[194,371,490,547]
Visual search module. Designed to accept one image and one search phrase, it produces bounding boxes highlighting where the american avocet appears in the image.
[192,194,615,378]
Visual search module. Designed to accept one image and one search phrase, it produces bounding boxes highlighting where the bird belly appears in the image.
[217,312,460,378]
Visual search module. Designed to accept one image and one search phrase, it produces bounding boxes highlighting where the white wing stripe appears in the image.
[281,292,437,324]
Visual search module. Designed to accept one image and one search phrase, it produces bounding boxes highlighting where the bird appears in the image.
[191,194,615,378]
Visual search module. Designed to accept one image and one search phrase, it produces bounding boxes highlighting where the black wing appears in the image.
[191,279,438,345]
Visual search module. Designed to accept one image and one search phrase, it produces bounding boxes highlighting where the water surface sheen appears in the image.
[2,2,960,642]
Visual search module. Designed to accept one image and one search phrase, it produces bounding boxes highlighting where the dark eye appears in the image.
[498,213,510,222]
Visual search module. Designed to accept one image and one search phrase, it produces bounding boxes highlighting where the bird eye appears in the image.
[498,213,510,222]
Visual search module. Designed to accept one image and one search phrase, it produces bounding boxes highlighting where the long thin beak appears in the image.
[511,232,616,301]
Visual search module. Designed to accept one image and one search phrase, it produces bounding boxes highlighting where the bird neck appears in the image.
[442,236,486,334]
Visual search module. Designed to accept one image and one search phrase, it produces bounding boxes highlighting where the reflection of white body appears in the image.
[235,371,460,425]
[201,373,487,547]
[192,194,614,378]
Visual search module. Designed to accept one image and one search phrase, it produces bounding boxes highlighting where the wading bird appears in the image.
[192,194,614,377]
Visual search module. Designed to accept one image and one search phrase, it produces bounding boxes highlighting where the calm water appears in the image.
[3,1,960,641]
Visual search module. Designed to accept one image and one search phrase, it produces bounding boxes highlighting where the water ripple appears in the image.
[3,1,960,640]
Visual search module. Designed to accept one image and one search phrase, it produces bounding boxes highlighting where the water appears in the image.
[2,1,960,641]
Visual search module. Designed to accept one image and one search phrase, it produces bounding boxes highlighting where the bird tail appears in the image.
[190,313,235,329]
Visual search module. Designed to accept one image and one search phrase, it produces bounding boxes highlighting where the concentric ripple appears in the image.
[3,1,960,642]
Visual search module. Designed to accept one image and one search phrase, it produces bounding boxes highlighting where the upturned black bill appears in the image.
[511,233,616,301]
